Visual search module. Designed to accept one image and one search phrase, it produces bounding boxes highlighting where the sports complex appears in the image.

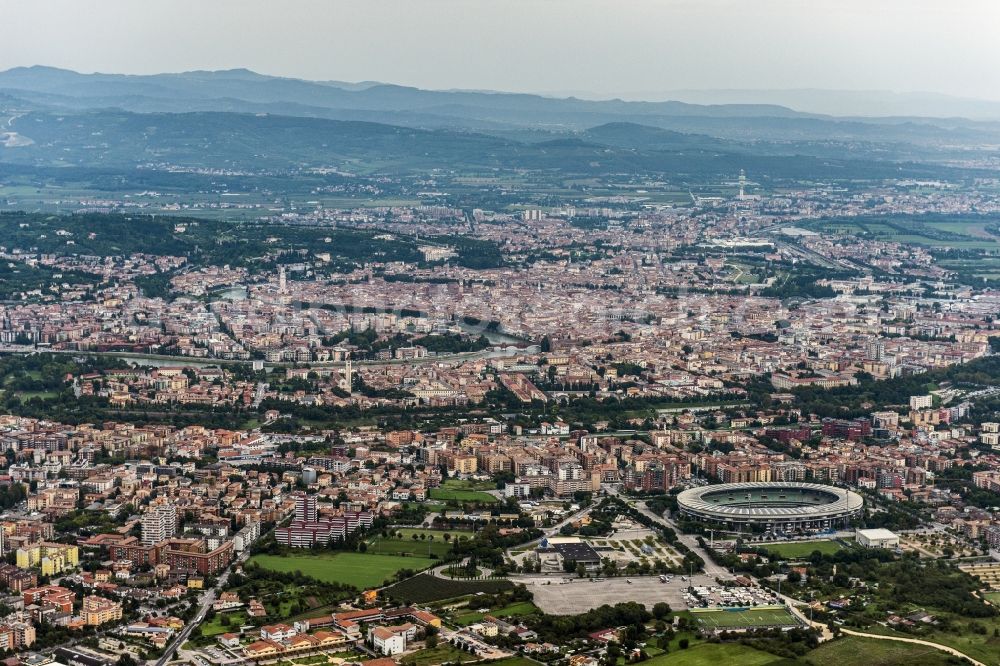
[676,481,864,531]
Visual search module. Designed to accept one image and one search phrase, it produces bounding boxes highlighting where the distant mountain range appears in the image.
[2,66,1000,144]
[546,88,1000,121]
[0,67,997,183]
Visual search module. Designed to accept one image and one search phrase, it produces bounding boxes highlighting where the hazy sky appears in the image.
[2,0,1000,100]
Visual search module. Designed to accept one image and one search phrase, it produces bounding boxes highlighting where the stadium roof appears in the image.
[677,482,863,520]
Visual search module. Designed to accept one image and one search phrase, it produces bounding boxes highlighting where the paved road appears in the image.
[606,488,728,577]
[778,588,990,665]
[157,551,250,666]
[251,381,268,408]
[637,503,728,577]
[612,489,990,664]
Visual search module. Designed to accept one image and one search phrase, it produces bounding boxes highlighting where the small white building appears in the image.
[369,626,406,655]
[260,623,297,641]
[856,528,899,549]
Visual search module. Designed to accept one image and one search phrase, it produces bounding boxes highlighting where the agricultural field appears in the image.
[250,551,433,590]
[690,606,800,629]
[384,572,513,604]
[802,635,959,666]
[805,215,1000,250]
[938,255,1000,281]
[762,539,846,559]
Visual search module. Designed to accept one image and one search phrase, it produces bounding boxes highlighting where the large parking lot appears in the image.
[512,573,718,614]
[685,584,780,608]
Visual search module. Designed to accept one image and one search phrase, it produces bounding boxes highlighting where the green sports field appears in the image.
[763,539,845,559]
[250,551,434,589]
[691,606,800,629]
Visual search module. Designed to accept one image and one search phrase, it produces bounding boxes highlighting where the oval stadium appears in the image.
[676,482,863,532]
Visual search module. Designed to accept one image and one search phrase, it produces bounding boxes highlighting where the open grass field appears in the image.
[440,478,497,491]
[429,487,498,503]
[644,643,787,666]
[453,601,540,626]
[863,620,1000,666]
[483,659,538,666]
[384,572,513,604]
[250,551,434,590]
[763,539,846,559]
[273,651,366,666]
[200,611,248,637]
[394,527,474,539]
[691,606,799,629]
[366,528,464,558]
[802,635,959,666]
[983,590,1000,605]
[405,644,469,666]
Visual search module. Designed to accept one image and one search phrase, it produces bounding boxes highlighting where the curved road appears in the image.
[779,590,988,666]
[837,628,986,666]
[612,488,987,665]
